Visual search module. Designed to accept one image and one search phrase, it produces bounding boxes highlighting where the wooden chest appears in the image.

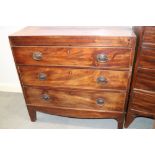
[125,26,155,127]
[9,27,136,128]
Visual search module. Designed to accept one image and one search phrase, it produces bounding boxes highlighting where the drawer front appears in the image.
[9,36,132,47]
[19,66,129,90]
[12,47,131,69]
[131,91,155,114]
[135,69,155,91]
[143,27,155,45]
[139,48,155,69]
[25,87,126,112]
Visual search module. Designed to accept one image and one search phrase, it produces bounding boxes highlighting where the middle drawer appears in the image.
[18,66,129,90]
[12,47,131,69]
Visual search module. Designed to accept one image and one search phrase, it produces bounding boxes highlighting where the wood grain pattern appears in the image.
[24,87,126,112]
[135,68,155,91]
[139,47,155,69]
[18,66,129,90]
[143,27,155,48]
[9,36,132,47]
[9,26,136,128]
[27,104,125,128]
[143,27,155,44]
[125,26,155,128]
[9,27,134,47]
[12,47,131,69]
[130,91,155,115]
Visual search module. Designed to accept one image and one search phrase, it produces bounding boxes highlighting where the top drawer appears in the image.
[12,47,131,69]
[9,27,135,47]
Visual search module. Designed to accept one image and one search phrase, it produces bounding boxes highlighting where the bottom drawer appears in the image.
[131,91,155,114]
[24,87,126,112]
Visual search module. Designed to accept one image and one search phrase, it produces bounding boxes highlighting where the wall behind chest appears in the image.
[0,27,22,92]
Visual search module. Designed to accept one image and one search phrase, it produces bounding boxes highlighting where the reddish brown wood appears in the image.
[125,26,155,128]
[139,47,155,69]
[143,27,155,45]
[9,27,134,47]
[28,104,122,118]
[116,114,125,129]
[12,47,131,69]
[124,111,135,128]
[18,66,129,90]
[9,26,136,128]
[24,87,126,112]
[27,106,36,121]
[135,68,155,91]
[131,91,155,114]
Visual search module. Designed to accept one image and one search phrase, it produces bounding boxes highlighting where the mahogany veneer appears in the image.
[9,27,136,128]
[125,26,155,128]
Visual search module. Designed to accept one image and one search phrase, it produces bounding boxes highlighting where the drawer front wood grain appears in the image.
[131,91,155,114]
[12,47,131,69]
[139,48,155,69]
[9,36,132,47]
[135,69,155,91]
[143,27,155,46]
[19,66,129,90]
[25,87,126,112]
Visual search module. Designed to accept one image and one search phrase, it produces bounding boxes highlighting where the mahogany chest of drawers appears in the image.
[125,26,155,127]
[9,27,136,128]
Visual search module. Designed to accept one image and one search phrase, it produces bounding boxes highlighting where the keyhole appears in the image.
[67,49,70,54]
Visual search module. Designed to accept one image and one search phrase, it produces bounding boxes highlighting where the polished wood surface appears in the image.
[135,68,155,91]
[10,26,135,36]
[25,87,126,112]
[10,27,136,128]
[18,66,129,90]
[9,27,135,47]
[131,91,155,114]
[143,27,155,44]
[12,47,131,69]
[125,26,155,128]
[139,47,155,69]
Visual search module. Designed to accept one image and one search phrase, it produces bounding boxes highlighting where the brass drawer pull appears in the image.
[96,98,105,105]
[33,52,42,60]
[96,54,108,62]
[38,73,47,80]
[42,94,50,101]
[97,76,107,84]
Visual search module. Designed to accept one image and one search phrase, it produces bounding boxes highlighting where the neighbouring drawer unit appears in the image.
[125,26,155,128]
[9,26,136,129]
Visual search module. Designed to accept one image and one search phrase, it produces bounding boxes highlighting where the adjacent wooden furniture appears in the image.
[125,26,155,128]
[9,27,136,128]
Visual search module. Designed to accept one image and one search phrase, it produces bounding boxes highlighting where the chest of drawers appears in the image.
[9,27,136,128]
[125,26,155,127]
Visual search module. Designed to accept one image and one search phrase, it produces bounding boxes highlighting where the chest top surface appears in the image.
[9,27,135,47]
[10,26,134,37]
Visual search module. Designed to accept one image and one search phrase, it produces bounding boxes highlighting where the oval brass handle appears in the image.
[33,52,42,60]
[38,73,47,80]
[42,94,50,101]
[96,98,105,105]
[96,54,108,62]
[97,76,107,84]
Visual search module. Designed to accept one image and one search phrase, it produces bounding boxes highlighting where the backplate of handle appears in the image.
[33,52,42,60]
[38,73,47,80]
[96,76,107,84]
[96,53,108,62]
[96,98,105,105]
[42,93,50,101]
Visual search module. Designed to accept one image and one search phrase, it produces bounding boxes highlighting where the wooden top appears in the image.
[9,27,135,47]
[10,26,134,37]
